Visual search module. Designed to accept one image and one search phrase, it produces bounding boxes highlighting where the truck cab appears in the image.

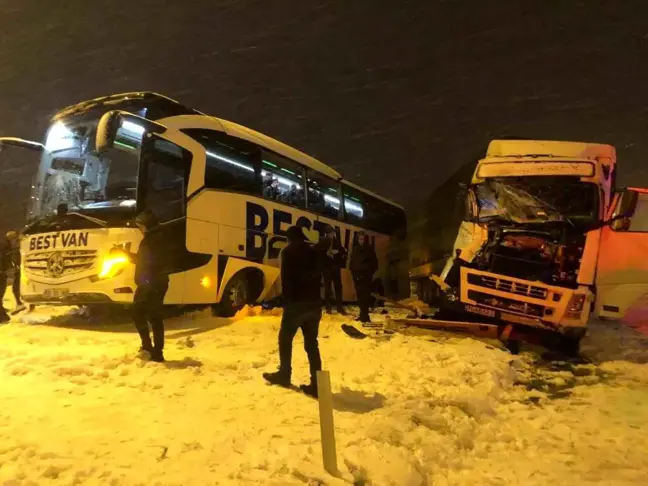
[412,140,617,345]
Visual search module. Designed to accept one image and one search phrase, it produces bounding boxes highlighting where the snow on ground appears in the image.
[1,297,648,485]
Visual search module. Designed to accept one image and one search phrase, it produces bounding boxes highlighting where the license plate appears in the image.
[464,304,497,318]
[43,288,69,300]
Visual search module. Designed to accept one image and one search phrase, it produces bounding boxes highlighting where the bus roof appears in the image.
[52,91,203,122]
[215,117,343,181]
[208,117,403,208]
[51,91,403,210]
[486,139,617,162]
[341,179,404,209]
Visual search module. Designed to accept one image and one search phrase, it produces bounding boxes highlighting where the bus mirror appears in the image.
[610,217,631,231]
[0,137,45,153]
[95,111,167,153]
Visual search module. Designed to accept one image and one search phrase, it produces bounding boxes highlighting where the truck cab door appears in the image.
[595,188,648,320]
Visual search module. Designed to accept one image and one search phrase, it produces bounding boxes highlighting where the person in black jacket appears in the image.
[5,231,24,311]
[122,210,169,362]
[263,225,323,398]
[0,231,23,322]
[0,236,10,323]
[350,231,378,323]
[316,225,346,315]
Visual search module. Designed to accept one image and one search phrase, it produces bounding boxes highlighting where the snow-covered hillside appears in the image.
[1,301,647,485]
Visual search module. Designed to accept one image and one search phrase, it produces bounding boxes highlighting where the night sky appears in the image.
[1,1,648,234]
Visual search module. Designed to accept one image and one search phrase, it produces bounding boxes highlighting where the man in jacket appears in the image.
[316,225,346,315]
[123,210,169,362]
[0,235,9,323]
[6,231,24,311]
[0,231,23,321]
[264,225,323,398]
[350,231,378,323]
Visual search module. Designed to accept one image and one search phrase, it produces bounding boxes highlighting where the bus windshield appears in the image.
[30,116,143,222]
[28,92,199,225]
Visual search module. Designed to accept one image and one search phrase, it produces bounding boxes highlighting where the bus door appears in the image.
[136,126,218,305]
[595,188,648,323]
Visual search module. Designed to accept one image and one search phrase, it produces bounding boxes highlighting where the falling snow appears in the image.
[1,296,647,485]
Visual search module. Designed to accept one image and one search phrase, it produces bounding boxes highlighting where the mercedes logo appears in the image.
[47,253,65,278]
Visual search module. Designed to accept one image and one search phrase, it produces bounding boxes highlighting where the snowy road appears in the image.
[1,302,648,485]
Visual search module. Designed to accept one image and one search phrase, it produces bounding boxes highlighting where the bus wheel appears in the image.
[213,270,264,318]
[215,274,250,318]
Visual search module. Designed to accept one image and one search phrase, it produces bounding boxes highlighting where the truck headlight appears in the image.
[99,253,129,279]
[565,294,586,318]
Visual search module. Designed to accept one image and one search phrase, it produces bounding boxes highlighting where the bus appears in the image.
[4,92,407,316]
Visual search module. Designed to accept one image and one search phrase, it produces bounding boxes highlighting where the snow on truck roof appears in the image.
[52,91,403,209]
[485,139,616,162]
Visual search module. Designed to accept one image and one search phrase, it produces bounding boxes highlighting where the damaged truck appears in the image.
[409,139,648,354]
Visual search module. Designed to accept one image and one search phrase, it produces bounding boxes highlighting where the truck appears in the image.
[409,139,648,353]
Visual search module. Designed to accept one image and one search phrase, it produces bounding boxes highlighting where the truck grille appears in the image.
[468,274,548,300]
[24,250,97,278]
[467,290,544,317]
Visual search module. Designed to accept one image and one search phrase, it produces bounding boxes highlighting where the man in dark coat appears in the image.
[122,210,169,362]
[0,231,23,321]
[6,231,24,311]
[350,231,378,323]
[316,225,346,315]
[264,225,323,398]
[0,236,10,323]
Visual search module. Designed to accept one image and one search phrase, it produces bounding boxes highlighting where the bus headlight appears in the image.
[99,253,129,279]
[565,294,586,318]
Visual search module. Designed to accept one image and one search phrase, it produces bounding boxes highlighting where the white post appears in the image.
[316,370,339,477]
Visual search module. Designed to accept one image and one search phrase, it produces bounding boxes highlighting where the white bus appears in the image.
[4,92,407,316]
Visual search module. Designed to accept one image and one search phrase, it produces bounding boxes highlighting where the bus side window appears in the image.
[306,170,341,219]
[261,151,306,208]
[181,129,260,196]
[371,198,407,236]
[342,185,367,227]
[141,137,191,223]
[343,184,405,235]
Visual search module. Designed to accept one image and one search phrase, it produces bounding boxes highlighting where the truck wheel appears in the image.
[214,274,250,318]
[559,336,582,358]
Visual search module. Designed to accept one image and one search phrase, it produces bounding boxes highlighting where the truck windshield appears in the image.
[29,117,143,222]
[474,176,599,225]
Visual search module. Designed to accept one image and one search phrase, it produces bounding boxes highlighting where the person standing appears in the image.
[317,226,346,315]
[0,235,10,323]
[264,226,323,398]
[0,231,23,321]
[122,211,169,362]
[350,231,378,323]
[5,231,24,312]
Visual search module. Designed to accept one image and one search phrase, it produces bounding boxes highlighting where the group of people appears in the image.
[262,224,378,397]
[263,173,305,207]
[316,225,378,323]
[0,230,24,323]
[1,211,378,399]
[126,212,378,398]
